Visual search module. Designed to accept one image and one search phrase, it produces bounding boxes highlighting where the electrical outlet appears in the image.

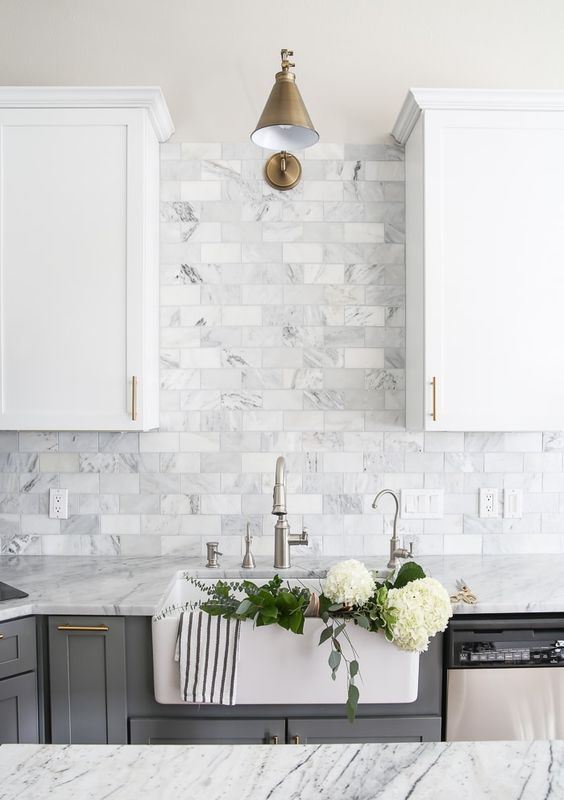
[479,488,499,518]
[49,488,68,519]
[504,488,523,519]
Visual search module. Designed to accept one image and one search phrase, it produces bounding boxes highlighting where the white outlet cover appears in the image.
[479,488,499,518]
[49,487,68,520]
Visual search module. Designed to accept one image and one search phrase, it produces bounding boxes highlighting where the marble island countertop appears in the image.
[0,553,563,622]
[1,741,563,800]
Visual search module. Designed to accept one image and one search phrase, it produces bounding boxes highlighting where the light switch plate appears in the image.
[400,489,444,519]
[479,488,499,518]
[504,488,523,519]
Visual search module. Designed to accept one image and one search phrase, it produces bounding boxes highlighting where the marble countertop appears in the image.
[0,552,563,622]
[0,741,563,799]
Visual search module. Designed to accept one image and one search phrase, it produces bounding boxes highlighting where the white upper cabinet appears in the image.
[394,90,564,431]
[0,87,173,430]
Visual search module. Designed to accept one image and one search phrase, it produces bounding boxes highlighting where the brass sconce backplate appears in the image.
[264,151,301,191]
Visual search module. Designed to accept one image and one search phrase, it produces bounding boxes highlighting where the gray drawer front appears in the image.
[0,671,39,743]
[287,716,442,744]
[0,617,36,679]
[130,717,285,745]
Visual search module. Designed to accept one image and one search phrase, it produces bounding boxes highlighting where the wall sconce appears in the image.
[251,49,319,190]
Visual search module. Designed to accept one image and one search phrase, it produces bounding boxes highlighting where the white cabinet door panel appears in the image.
[0,108,157,430]
[406,106,564,431]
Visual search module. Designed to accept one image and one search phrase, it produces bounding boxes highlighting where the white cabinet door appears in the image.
[0,107,159,430]
[405,102,564,431]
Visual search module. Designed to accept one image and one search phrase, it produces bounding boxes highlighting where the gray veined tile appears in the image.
[180,474,221,493]
[160,200,199,224]
[0,454,39,473]
[19,473,58,493]
[61,515,100,536]
[324,326,364,348]
[282,369,323,389]
[99,433,139,453]
[365,369,405,391]
[384,432,424,453]
[1,534,38,555]
[201,159,242,180]
[221,391,262,410]
[160,350,180,369]
[303,390,345,410]
[303,347,343,368]
[241,368,282,390]
[324,494,363,514]
[465,433,505,452]
[19,432,58,453]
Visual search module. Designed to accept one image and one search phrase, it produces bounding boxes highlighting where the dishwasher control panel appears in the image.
[456,640,564,667]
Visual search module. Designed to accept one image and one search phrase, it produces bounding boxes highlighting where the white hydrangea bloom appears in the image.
[388,577,452,653]
[323,559,375,607]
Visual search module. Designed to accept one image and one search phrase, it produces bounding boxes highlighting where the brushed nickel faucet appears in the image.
[372,489,413,570]
[272,456,308,569]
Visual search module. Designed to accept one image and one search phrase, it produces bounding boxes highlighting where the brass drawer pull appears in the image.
[131,375,138,422]
[57,625,109,632]
[271,735,279,745]
[292,735,301,744]
[431,376,437,421]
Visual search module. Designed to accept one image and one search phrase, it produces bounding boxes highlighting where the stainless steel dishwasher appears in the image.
[446,616,564,740]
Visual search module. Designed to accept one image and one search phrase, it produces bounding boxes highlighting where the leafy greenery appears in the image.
[187,562,427,724]
[191,576,310,634]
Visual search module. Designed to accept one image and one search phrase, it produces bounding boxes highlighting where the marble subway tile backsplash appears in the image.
[2,143,564,558]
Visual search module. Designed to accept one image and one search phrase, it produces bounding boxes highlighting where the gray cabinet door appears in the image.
[0,672,39,743]
[287,716,441,744]
[129,717,285,745]
[0,616,36,680]
[48,616,127,744]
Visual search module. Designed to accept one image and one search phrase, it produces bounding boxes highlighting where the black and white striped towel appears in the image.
[174,611,242,704]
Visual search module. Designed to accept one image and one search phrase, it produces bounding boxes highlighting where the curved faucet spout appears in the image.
[272,456,287,515]
[372,488,400,518]
[372,489,412,570]
[274,455,286,487]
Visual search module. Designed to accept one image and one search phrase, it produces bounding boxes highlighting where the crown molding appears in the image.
[392,88,564,144]
[0,86,174,141]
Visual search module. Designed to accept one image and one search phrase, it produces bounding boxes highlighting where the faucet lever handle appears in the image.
[408,541,414,557]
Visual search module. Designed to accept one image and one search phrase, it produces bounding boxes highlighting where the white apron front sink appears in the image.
[152,572,419,705]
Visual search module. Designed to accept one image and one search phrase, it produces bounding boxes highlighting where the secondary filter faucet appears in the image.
[242,522,256,569]
[372,489,413,570]
[272,456,308,569]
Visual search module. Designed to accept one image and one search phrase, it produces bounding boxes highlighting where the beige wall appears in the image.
[0,0,563,142]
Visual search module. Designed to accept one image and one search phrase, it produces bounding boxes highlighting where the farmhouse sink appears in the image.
[152,572,419,706]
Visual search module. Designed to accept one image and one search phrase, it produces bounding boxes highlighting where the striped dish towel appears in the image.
[174,610,242,704]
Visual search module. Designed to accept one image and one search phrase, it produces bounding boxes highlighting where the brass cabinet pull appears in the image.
[270,735,279,745]
[57,625,109,632]
[291,735,301,744]
[131,375,138,421]
[431,376,437,421]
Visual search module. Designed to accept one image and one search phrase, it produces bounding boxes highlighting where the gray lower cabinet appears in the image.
[0,616,39,744]
[0,671,39,743]
[0,616,37,680]
[287,716,441,744]
[48,616,127,744]
[130,717,285,745]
